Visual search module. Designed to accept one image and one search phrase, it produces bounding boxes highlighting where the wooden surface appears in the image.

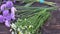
[41,0,60,34]
[0,23,11,34]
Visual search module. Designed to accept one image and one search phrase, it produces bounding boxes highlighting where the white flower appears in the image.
[28,32,31,34]
[18,31,23,34]
[11,31,15,34]
[29,25,33,28]
[11,23,17,30]
[25,18,27,20]
[10,29,12,32]
[17,28,21,31]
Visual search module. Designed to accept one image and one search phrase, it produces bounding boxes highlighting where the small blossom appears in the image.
[17,28,20,31]
[3,10,11,21]
[3,10,10,17]
[29,25,33,28]
[0,4,6,11]
[11,31,15,34]
[5,20,10,27]
[18,31,23,34]
[11,23,17,30]
[6,1,13,9]
[11,7,17,20]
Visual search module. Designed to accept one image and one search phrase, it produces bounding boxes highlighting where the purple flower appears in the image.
[3,10,11,27]
[11,7,16,20]
[5,20,10,27]
[11,13,15,20]
[5,15,12,21]
[6,1,13,9]
[3,10,10,16]
[0,4,6,11]
[3,10,11,21]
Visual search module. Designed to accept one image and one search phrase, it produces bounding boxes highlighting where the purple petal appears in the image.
[6,1,13,9]
[3,10,10,17]
[11,7,16,20]
[5,15,12,21]
[11,13,15,20]
[5,20,10,27]
[0,4,6,11]
[3,10,12,21]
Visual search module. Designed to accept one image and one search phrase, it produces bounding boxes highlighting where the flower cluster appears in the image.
[11,18,33,34]
[0,0,17,27]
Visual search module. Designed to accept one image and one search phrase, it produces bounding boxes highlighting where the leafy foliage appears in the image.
[11,7,54,34]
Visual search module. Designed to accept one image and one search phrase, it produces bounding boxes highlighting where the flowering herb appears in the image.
[6,1,16,20]
[0,0,16,27]
[2,10,11,27]
[11,8,54,34]
[0,3,11,27]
